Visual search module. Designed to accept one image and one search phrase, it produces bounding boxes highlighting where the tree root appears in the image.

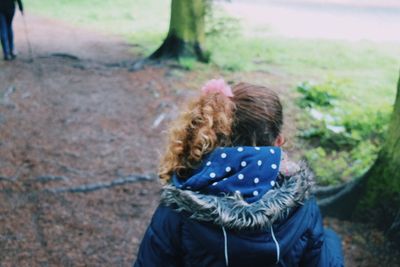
[46,174,156,193]
[316,175,366,220]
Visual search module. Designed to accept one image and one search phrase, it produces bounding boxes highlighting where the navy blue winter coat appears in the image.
[134,147,344,267]
[0,0,23,14]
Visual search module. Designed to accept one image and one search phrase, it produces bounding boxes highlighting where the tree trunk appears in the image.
[318,71,400,244]
[387,209,400,245]
[150,0,209,62]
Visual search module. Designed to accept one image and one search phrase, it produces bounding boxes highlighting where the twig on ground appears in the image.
[46,174,156,193]
[152,113,166,128]
[1,86,17,108]
[0,176,14,182]
[35,175,69,182]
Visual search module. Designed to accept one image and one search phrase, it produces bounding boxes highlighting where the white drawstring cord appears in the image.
[270,225,280,264]
[222,226,229,266]
[221,225,279,265]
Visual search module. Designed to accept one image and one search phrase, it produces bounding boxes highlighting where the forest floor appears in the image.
[0,14,398,267]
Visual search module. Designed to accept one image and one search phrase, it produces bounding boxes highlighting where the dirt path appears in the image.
[13,13,134,63]
[0,13,396,267]
[0,14,189,266]
[222,0,400,42]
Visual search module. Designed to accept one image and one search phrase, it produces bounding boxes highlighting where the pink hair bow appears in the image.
[201,79,233,97]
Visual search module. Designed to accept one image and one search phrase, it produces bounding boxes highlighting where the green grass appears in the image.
[204,7,400,112]
[27,0,171,54]
[208,35,400,110]
[295,79,392,184]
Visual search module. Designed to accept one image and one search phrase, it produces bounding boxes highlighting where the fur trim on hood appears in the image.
[161,163,314,231]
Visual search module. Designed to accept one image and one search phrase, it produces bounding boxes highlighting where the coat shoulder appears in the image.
[150,204,184,231]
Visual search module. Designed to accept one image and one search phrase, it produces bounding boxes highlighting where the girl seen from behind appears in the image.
[134,79,344,267]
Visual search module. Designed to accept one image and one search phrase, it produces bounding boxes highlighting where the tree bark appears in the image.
[387,209,400,245]
[150,0,209,62]
[318,71,400,244]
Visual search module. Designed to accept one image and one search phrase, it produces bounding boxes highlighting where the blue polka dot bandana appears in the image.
[172,146,282,203]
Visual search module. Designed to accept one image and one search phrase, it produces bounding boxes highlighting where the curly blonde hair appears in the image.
[159,82,283,182]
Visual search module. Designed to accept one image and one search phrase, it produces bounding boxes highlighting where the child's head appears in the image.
[159,80,283,182]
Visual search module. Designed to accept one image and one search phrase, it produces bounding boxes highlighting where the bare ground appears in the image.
[0,14,398,267]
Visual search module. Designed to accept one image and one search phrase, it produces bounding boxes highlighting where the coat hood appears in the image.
[172,146,282,203]
[161,156,314,231]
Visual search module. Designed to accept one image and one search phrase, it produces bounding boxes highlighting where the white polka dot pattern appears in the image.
[180,146,281,203]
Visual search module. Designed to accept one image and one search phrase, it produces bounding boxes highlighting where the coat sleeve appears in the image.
[16,0,23,13]
[133,205,183,267]
[300,199,344,267]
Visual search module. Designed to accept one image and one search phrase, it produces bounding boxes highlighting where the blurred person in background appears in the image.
[0,0,23,61]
